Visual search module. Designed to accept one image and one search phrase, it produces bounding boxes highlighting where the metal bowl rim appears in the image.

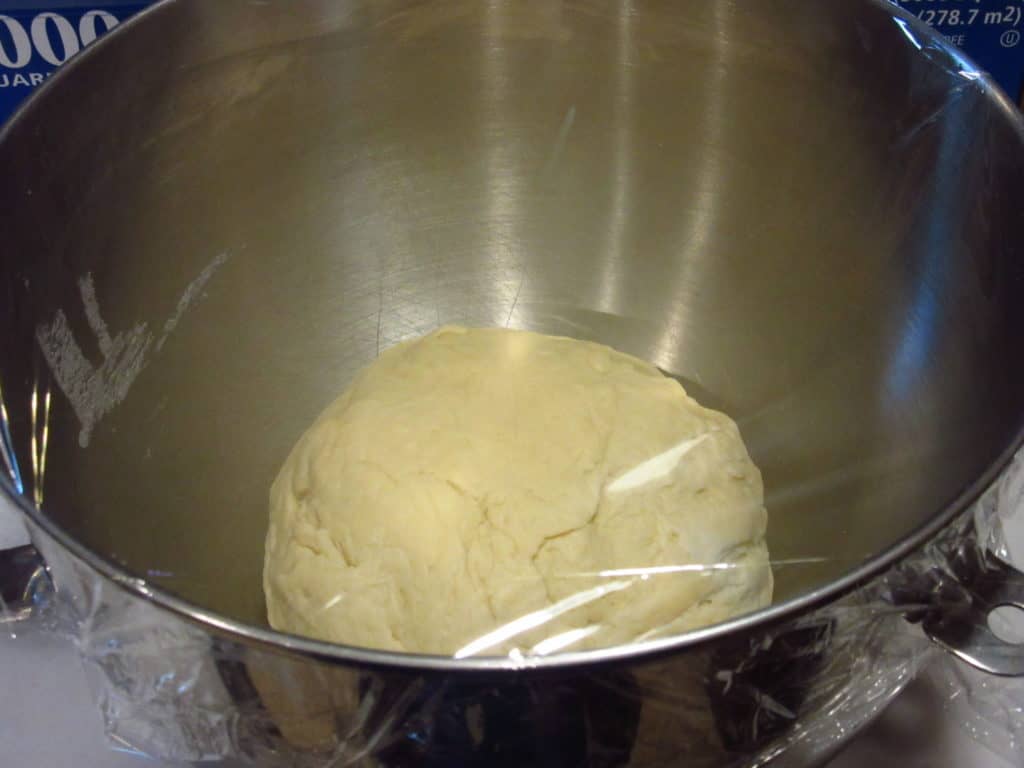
[3,0,1023,673]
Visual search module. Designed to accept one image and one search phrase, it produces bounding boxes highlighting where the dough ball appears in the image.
[264,326,771,656]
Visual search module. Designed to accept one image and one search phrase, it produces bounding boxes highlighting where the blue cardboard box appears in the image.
[893,0,1024,106]
[0,0,151,123]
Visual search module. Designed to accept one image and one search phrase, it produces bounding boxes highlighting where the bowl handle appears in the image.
[922,550,1024,677]
[0,544,49,625]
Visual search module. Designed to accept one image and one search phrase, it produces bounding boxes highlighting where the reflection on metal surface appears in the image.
[0,381,22,495]
[651,1,729,372]
[924,545,1024,676]
[0,544,49,627]
[482,0,520,263]
[597,0,635,320]
[29,383,50,507]
[886,81,979,403]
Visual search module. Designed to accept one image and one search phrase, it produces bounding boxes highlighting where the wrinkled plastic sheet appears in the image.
[0,452,1018,766]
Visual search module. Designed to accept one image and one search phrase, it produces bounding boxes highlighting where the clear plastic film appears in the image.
[0,452,1019,766]
[261,326,776,660]
[920,455,1024,765]
[0,0,1023,765]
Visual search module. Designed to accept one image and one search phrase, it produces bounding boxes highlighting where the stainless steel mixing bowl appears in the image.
[2,0,1024,765]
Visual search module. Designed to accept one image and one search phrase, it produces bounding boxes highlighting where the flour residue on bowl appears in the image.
[35,253,229,448]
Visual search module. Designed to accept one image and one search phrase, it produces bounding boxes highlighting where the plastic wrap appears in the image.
[0,0,1023,765]
[922,454,1024,765]
[0,452,1019,766]
[262,326,776,659]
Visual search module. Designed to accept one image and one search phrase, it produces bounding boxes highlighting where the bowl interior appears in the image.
[1,0,1023,634]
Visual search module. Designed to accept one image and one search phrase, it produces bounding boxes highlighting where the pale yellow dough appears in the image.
[264,326,772,656]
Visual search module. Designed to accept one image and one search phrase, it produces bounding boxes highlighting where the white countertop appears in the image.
[0,500,1018,768]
